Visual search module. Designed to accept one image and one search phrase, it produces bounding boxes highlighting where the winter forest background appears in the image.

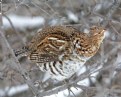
[0,0,121,97]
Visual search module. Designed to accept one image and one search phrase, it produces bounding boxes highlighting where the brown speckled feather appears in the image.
[26,26,83,63]
[28,26,79,50]
[14,25,105,80]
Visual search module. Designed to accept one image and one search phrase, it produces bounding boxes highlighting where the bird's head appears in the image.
[74,26,106,58]
[90,26,105,44]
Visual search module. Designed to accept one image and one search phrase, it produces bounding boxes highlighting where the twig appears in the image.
[75,84,121,96]
[92,0,121,27]
[109,22,121,37]
[31,1,50,17]
[0,28,39,97]
[104,0,121,27]
[69,88,77,97]
[73,84,96,92]
[3,14,26,45]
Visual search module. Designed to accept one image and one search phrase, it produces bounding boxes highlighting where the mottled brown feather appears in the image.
[14,25,105,63]
[26,26,84,63]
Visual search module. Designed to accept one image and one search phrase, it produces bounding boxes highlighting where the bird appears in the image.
[14,25,105,81]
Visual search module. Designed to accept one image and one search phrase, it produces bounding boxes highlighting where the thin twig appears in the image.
[109,22,121,37]
[0,28,39,97]
[3,14,26,45]
[31,1,50,16]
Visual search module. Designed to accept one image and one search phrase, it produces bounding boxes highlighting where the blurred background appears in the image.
[0,0,121,97]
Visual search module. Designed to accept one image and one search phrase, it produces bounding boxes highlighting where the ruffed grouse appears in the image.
[14,26,105,81]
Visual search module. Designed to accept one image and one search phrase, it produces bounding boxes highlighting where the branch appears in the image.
[0,28,39,97]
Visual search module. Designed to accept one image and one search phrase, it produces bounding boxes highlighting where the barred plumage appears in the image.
[14,26,105,81]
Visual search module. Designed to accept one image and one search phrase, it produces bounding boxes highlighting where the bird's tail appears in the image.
[14,46,29,57]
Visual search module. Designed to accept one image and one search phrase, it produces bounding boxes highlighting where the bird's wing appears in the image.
[28,36,72,63]
[28,26,76,63]
[29,53,59,63]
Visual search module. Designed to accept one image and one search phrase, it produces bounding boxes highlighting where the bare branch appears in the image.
[3,14,26,45]
[0,28,39,97]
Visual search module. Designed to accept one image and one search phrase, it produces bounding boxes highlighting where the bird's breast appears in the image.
[37,56,86,81]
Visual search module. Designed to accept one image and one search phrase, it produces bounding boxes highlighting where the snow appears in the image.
[2,15,45,29]
[0,84,28,97]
